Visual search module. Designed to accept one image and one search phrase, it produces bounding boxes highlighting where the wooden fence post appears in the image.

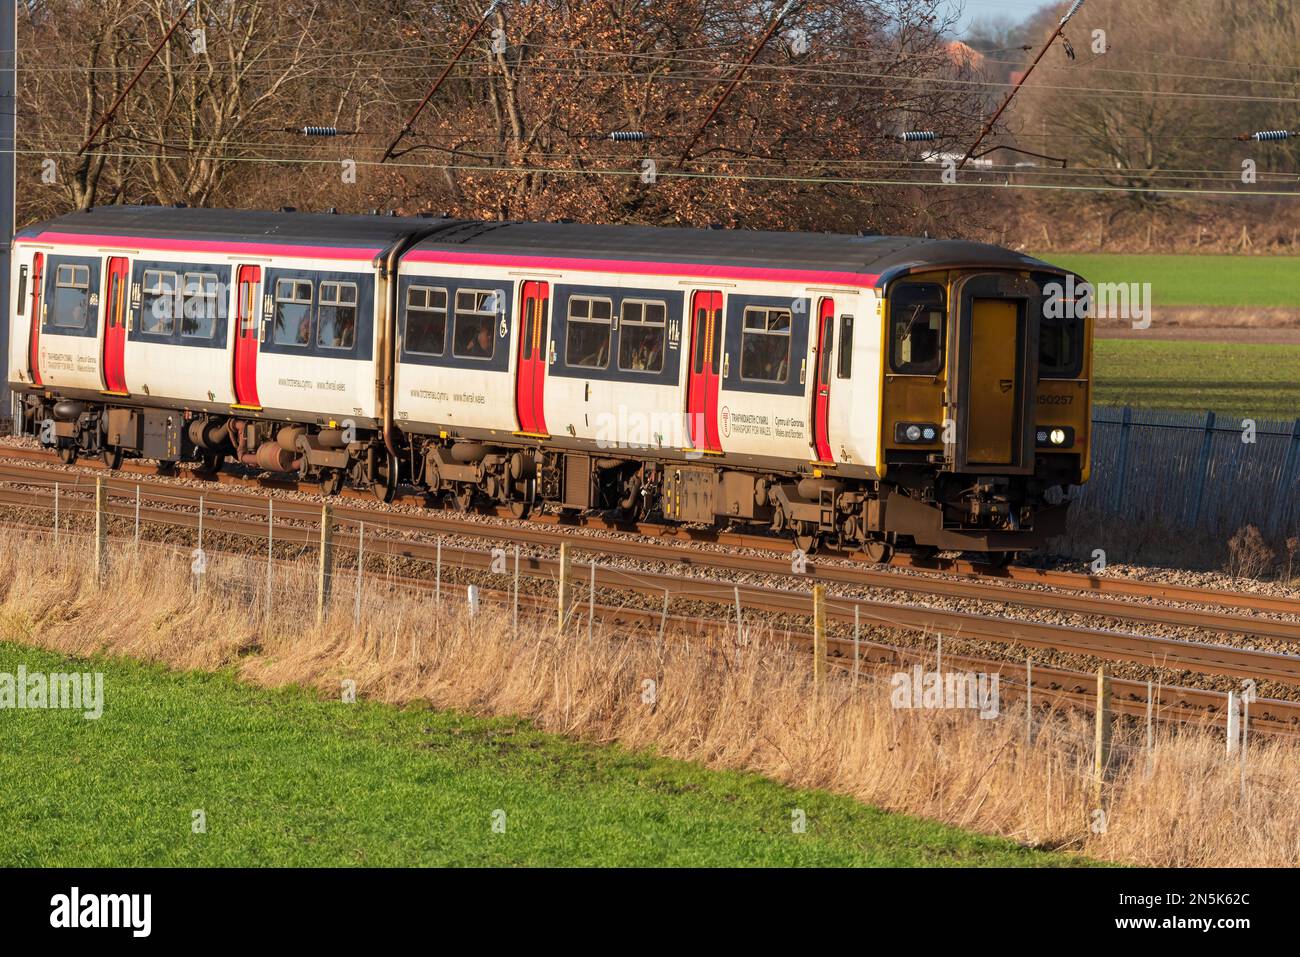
[812,585,826,689]
[1226,690,1240,755]
[557,542,572,631]
[1093,667,1112,803]
[94,476,107,584]
[317,503,333,626]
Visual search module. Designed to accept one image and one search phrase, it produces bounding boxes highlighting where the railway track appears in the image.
[3,443,1296,624]
[17,516,1300,740]
[2,456,1299,715]
[2,447,1298,648]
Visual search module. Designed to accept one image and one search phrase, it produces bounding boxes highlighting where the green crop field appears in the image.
[1038,253,1300,309]
[0,643,1084,867]
[1092,339,1300,419]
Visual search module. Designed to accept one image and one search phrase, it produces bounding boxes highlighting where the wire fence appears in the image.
[1076,406,1300,540]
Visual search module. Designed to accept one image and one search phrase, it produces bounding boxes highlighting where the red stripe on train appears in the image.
[405,248,881,287]
[17,232,383,262]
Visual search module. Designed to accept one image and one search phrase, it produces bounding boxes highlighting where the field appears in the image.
[1,525,1296,868]
[1091,339,1300,419]
[0,642,1067,867]
[1040,253,1300,309]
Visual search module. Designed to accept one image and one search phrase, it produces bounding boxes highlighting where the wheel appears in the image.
[101,447,123,470]
[370,453,397,503]
[862,538,893,563]
[58,445,76,465]
[319,469,345,496]
[508,498,532,519]
[794,524,820,555]
[453,486,475,512]
[200,451,224,474]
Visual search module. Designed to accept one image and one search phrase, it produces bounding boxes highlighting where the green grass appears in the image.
[1039,253,1300,309]
[1093,339,1300,419]
[0,643,1085,867]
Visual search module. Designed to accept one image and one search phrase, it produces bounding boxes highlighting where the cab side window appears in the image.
[889,283,945,375]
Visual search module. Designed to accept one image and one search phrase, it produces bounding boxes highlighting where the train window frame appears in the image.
[316,280,359,351]
[404,285,448,357]
[140,269,180,336]
[51,264,92,330]
[617,299,667,374]
[1038,311,1084,379]
[273,278,314,348]
[836,315,853,379]
[565,295,613,370]
[888,283,946,376]
[180,271,221,340]
[739,305,793,384]
[451,288,500,361]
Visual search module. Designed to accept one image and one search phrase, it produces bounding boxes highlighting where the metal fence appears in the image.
[1076,407,1300,539]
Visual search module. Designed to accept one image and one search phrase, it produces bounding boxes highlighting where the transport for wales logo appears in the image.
[0,666,104,719]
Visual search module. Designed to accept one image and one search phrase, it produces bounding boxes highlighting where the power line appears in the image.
[18,146,1300,199]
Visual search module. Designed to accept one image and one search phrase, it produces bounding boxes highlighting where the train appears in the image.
[7,205,1092,561]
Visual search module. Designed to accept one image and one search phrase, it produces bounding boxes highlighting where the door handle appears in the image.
[799,359,807,385]
[721,354,729,378]
[584,382,590,402]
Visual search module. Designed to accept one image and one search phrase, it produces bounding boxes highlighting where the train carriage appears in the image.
[8,206,1092,559]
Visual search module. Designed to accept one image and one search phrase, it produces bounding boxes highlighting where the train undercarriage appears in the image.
[20,394,1074,562]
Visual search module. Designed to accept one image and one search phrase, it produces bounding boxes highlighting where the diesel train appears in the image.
[7,206,1092,560]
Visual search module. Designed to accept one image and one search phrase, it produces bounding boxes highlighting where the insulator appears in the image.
[1251,130,1291,141]
[608,131,647,142]
[899,131,936,142]
[301,126,339,137]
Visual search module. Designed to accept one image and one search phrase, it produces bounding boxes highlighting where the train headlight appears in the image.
[895,422,940,444]
[1035,426,1075,449]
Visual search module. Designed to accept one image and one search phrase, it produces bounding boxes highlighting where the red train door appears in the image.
[811,297,835,463]
[233,265,261,407]
[686,290,723,452]
[27,252,44,385]
[102,256,130,394]
[515,280,549,434]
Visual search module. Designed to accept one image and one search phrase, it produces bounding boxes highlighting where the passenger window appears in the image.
[317,281,358,350]
[889,283,945,374]
[140,270,179,335]
[273,278,313,346]
[51,264,91,329]
[1039,286,1082,378]
[405,286,447,356]
[618,300,666,373]
[565,296,612,369]
[740,306,792,383]
[452,289,500,360]
[181,272,220,339]
[837,315,853,379]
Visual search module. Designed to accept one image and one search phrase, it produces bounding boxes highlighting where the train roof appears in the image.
[17,205,1062,284]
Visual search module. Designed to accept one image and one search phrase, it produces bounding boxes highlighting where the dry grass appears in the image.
[1,526,1296,867]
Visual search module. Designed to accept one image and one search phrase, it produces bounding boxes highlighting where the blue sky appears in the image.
[946,0,1053,34]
